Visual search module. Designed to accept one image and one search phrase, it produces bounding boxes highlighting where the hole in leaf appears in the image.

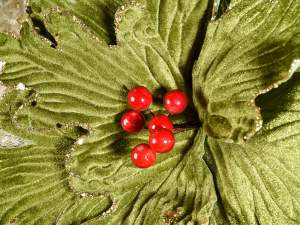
[31,17,58,48]
[27,7,58,48]
[26,89,36,98]
[15,101,22,108]
[56,123,63,128]
[31,100,37,107]
[74,126,89,136]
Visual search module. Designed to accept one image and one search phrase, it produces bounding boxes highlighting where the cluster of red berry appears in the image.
[120,86,188,168]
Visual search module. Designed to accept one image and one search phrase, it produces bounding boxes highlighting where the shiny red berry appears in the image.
[148,114,173,132]
[149,128,175,153]
[164,90,188,114]
[131,144,156,168]
[128,86,152,111]
[121,110,145,133]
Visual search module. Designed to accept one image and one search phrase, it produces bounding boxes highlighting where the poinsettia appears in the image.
[0,0,299,225]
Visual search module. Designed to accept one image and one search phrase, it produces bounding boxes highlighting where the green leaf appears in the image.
[0,1,215,224]
[0,124,114,224]
[29,0,124,43]
[193,0,300,143]
[29,0,210,79]
[67,130,216,225]
[143,0,210,79]
[204,73,300,224]
[0,6,184,128]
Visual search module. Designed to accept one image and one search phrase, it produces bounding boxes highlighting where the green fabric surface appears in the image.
[0,0,299,224]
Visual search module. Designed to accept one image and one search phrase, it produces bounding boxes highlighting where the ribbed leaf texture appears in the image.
[0,0,300,224]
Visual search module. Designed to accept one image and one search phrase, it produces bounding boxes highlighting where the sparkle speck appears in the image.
[77,138,84,145]
[0,61,6,74]
[80,192,88,197]
[16,83,26,90]
[289,59,300,78]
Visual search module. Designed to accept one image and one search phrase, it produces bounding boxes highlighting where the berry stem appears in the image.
[144,109,155,117]
[149,110,155,117]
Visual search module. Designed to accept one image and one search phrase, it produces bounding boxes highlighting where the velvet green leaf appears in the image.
[67,130,216,225]
[143,0,210,79]
[193,0,300,143]
[0,116,115,224]
[0,1,215,224]
[29,0,209,79]
[28,0,124,43]
[1,5,186,128]
[205,73,300,225]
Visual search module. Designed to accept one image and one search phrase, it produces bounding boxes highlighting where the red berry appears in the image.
[149,128,175,153]
[164,90,188,114]
[148,114,173,132]
[128,86,152,111]
[121,110,145,133]
[131,144,156,168]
